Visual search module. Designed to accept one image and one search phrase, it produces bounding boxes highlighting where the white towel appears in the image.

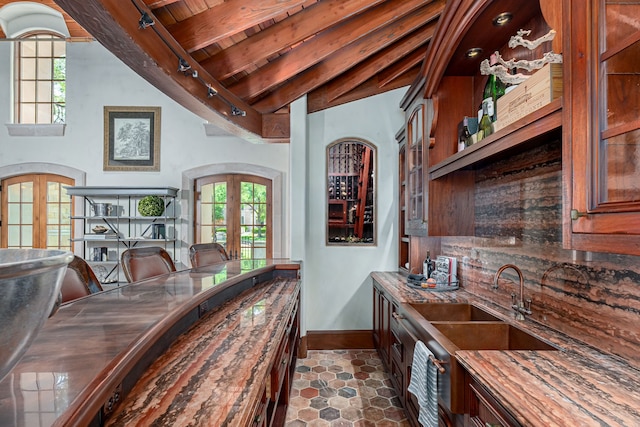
[407,340,439,427]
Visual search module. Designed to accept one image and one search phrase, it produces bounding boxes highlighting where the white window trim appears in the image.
[6,123,66,136]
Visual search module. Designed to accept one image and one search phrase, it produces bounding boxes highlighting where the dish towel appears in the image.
[407,340,439,427]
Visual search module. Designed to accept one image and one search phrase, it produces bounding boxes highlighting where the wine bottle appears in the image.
[478,102,493,141]
[482,53,506,122]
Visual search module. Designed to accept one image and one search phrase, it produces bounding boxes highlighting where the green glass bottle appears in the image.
[482,54,506,122]
[478,102,493,141]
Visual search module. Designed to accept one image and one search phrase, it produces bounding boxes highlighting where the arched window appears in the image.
[326,139,376,245]
[14,32,66,124]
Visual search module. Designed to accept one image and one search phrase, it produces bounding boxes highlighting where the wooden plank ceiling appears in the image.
[1,0,445,141]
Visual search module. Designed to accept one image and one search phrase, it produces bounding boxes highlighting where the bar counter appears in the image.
[0,259,300,427]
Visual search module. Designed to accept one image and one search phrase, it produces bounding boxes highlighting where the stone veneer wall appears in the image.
[440,136,640,368]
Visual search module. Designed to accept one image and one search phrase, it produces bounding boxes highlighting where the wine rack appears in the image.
[327,142,374,243]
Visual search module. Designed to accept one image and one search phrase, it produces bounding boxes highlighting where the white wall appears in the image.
[292,89,406,331]
[0,41,290,264]
[1,36,407,333]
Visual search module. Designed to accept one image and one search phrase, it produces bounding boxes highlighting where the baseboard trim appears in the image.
[304,330,374,350]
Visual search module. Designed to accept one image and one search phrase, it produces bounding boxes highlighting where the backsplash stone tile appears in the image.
[438,138,640,368]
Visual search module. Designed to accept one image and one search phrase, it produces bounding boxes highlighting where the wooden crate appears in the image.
[494,63,563,131]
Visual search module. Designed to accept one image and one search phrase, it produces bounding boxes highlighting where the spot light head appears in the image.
[231,106,246,117]
[178,58,191,73]
[207,85,218,98]
[493,12,513,26]
[139,12,155,29]
[465,47,483,59]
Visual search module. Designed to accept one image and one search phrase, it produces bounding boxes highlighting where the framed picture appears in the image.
[103,106,161,171]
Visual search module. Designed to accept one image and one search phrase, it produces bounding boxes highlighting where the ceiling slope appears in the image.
[41,0,444,141]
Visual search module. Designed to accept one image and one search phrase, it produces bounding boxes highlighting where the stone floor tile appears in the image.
[285,350,408,427]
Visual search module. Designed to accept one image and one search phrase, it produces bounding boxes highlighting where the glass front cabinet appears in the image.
[566,0,640,255]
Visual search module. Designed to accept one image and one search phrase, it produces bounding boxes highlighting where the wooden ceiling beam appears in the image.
[200,0,386,81]
[54,0,275,142]
[228,0,430,101]
[307,66,418,114]
[377,46,428,88]
[251,1,444,113]
[143,0,181,9]
[323,21,437,103]
[168,0,309,53]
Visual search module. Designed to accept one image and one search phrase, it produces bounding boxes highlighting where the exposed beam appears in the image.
[323,23,436,103]
[54,0,275,142]
[143,0,182,8]
[377,46,428,88]
[251,1,445,113]
[307,66,418,114]
[228,0,430,101]
[200,0,386,80]
[168,0,309,53]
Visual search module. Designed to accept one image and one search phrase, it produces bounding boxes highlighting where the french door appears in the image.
[195,174,272,260]
[1,173,73,249]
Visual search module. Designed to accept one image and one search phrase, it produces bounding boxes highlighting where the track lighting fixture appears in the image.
[138,12,155,29]
[132,0,244,117]
[231,106,246,117]
[178,58,191,73]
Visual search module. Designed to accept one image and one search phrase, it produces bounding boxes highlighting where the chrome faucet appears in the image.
[493,264,532,321]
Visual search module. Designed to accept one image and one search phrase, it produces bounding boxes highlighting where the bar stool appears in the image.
[121,247,176,283]
[189,243,230,267]
[61,256,104,303]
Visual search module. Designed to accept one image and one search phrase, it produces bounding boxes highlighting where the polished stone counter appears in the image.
[0,259,300,427]
[371,271,640,426]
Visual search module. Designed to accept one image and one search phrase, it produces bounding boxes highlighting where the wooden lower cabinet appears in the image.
[466,376,520,427]
[373,284,391,368]
[373,281,462,427]
[264,290,300,427]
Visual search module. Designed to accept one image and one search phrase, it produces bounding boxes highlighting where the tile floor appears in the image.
[285,350,411,426]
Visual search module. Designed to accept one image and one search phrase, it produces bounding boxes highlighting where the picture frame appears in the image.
[103,106,161,171]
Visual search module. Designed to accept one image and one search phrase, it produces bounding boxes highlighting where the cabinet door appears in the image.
[373,285,391,367]
[566,0,640,255]
[405,104,427,236]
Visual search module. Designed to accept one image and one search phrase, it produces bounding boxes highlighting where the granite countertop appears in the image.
[0,259,300,427]
[371,271,640,426]
[106,276,299,427]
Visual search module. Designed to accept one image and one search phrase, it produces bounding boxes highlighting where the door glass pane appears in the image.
[22,225,33,247]
[8,226,20,247]
[213,182,227,248]
[45,181,72,250]
[603,40,640,130]
[598,2,640,206]
[602,129,640,203]
[605,2,640,50]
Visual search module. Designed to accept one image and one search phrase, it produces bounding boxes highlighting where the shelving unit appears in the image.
[67,186,179,285]
[429,98,562,179]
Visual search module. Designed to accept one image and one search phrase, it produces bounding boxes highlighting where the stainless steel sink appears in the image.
[431,322,558,351]
[408,302,503,322]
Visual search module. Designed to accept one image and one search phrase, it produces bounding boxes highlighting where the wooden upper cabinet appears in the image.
[565,0,640,255]
[405,102,428,236]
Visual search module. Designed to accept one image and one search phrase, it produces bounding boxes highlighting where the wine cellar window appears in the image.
[326,139,376,245]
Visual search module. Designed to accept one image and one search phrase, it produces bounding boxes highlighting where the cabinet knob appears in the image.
[570,209,587,220]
